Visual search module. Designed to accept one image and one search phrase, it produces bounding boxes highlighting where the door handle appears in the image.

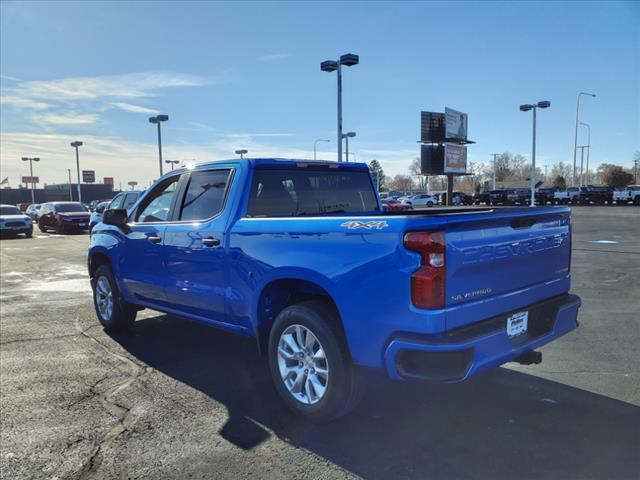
[202,236,220,247]
[147,235,162,244]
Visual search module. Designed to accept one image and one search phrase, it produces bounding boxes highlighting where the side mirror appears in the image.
[103,209,129,230]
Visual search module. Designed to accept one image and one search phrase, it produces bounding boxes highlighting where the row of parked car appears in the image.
[1,190,144,238]
[475,185,640,206]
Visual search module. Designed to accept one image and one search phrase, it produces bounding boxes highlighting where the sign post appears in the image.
[420,107,474,206]
[82,170,95,183]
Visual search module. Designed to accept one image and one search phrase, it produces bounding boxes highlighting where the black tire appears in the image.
[25,229,33,238]
[91,264,136,331]
[38,221,47,233]
[268,300,364,422]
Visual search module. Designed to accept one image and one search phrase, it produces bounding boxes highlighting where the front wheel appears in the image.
[268,300,364,422]
[38,222,47,233]
[91,264,136,331]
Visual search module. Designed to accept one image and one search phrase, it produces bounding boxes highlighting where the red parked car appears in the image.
[381,199,413,211]
[38,202,91,234]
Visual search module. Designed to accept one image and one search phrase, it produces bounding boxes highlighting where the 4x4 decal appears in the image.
[340,220,389,230]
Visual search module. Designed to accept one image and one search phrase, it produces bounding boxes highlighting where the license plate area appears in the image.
[507,311,528,337]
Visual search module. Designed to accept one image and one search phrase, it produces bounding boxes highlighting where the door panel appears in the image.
[117,224,168,303]
[162,169,232,323]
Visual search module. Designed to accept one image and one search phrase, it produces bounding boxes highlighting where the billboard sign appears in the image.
[445,107,468,142]
[420,111,445,143]
[444,144,467,173]
[103,177,114,187]
[22,176,39,184]
[82,170,95,183]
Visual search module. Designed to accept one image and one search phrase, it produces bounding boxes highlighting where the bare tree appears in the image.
[389,174,415,191]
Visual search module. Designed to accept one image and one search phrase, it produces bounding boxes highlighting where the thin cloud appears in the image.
[1,95,52,110]
[257,53,292,62]
[221,133,294,138]
[37,113,100,125]
[9,71,211,101]
[111,102,159,114]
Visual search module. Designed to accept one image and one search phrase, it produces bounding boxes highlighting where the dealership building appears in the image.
[0,183,115,206]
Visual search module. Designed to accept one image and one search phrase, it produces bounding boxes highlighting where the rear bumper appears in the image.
[384,294,580,382]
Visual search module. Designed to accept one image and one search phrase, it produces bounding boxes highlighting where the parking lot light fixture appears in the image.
[580,122,591,185]
[21,156,40,204]
[520,101,550,207]
[321,53,359,162]
[313,139,330,161]
[149,114,169,177]
[573,92,595,186]
[235,149,248,159]
[165,159,180,171]
[70,141,83,203]
[342,131,356,162]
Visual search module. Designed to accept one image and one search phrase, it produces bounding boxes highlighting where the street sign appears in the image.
[127,181,138,187]
[445,107,468,142]
[444,143,467,174]
[21,176,39,184]
[82,170,95,183]
[420,111,445,143]
[103,177,114,187]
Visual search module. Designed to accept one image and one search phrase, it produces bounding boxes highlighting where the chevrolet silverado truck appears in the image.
[88,159,581,421]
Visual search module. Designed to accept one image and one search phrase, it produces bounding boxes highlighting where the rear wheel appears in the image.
[91,264,136,331]
[268,300,364,422]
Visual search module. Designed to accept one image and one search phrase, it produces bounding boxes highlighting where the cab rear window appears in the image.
[247,169,379,217]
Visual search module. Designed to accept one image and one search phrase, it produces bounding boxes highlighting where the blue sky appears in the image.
[1,1,638,187]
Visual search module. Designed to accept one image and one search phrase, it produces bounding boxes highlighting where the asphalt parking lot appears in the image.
[1,206,639,480]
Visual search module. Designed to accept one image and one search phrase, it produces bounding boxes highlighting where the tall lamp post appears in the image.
[165,160,180,171]
[580,122,591,185]
[70,141,83,203]
[342,131,356,162]
[520,101,551,207]
[490,153,500,190]
[149,114,169,177]
[320,53,359,162]
[21,157,40,204]
[572,92,595,186]
[67,169,73,200]
[235,149,248,159]
[313,138,330,161]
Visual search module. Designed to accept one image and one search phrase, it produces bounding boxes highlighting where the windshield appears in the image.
[54,203,88,213]
[0,206,21,215]
[247,168,379,217]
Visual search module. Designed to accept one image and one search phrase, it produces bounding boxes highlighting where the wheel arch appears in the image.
[254,277,346,358]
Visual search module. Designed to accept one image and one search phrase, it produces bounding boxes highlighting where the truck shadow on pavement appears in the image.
[111,314,640,480]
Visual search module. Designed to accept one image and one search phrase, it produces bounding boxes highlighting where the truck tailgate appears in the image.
[442,208,571,316]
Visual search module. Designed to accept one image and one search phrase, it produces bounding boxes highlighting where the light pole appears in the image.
[580,122,591,185]
[149,114,169,177]
[165,160,180,171]
[520,101,551,207]
[490,153,500,190]
[67,169,73,200]
[313,138,330,161]
[321,53,359,162]
[577,146,587,186]
[572,92,595,186]
[235,149,248,159]
[342,132,356,162]
[70,141,83,203]
[21,156,40,204]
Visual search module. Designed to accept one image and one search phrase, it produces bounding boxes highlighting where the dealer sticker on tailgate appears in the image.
[506,311,528,337]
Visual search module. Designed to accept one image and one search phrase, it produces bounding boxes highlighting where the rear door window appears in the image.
[109,194,125,209]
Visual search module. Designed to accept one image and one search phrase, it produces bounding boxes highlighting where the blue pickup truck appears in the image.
[88,158,581,420]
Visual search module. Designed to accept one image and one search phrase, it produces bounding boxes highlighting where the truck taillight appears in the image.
[404,231,446,309]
